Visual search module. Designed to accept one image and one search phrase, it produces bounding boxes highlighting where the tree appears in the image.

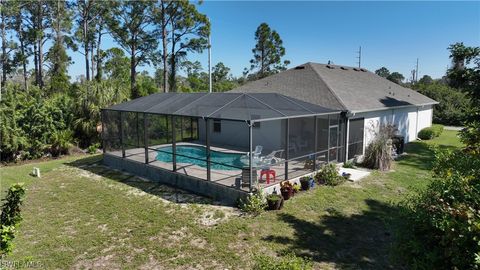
[10,0,31,91]
[248,23,289,79]
[212,62,230,83]
[387,72,404,84]
[375,67,390,78]
[165,1,209,92]
[46,0,73,94]
[73,0,107,81]
[102,47,129,83]
[181,60,202,77]
[446,42,480,152]
[106,0,158,99]
[0,0,20,88]
[418,75,433,85]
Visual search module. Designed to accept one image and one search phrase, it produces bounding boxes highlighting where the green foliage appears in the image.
[239,192,266,215]
[363,123,397,171]
[375,67,390,78]
[87,143,101,154]
[431,124,444,137]
[395,149,480,269]
[0,85,75,161]
[446,42,480,153]
[315,163,343,186]
[343,160,356,169]
[418,127,435,140]
[387,72,405,85]
[414,82,469,125]
[49,130,74,157]
[0,183,26,255]
[248,23,290,79]
[253,253,313,270]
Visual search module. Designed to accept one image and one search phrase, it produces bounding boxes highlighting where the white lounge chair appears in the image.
[262,150,285,166]
[246,145,263,158]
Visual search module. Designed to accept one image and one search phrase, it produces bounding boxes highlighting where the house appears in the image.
[101,62,437,204]
[229,62,438,160]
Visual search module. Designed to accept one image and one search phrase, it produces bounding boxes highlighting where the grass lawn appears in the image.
[0,130,462,269]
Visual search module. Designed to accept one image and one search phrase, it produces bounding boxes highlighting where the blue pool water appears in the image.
[155,145,245,170]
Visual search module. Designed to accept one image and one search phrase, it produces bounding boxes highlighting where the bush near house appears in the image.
[431,124,444,137]
[363,123,397,171]
[395,148,480,269]
[315,163,343,186]
[418,127,435,140]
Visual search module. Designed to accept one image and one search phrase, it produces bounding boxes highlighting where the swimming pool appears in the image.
[155,145,245,170]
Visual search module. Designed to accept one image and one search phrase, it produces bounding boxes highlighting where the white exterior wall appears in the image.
[197,119,284,153]
[351,105,433,154]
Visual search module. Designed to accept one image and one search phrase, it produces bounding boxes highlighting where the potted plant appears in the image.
[266,194,284,210]
[280,181,294,200]
[315,163,344,186]
[293,183,301,194]
[300,176,311,191]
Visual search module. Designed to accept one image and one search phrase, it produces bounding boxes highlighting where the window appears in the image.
[348,118,364,160]
[213,120,221,133]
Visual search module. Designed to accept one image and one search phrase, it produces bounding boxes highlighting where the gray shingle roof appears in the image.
[230,62,438,112]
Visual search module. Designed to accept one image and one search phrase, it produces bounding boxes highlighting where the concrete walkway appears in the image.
[444,126,464,131]
[338,166,371,182]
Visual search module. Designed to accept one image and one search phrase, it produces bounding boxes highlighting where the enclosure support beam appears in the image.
[172,115,177,172]
[249,122,253,192]
[284,119,289,180]
[313,116,318,171]
[205,119,211,181]
[327,115,330,163]
[136,113,140,147]
[345,117,350,162]
[120,112,125,158]
[101,111,105,154]
[144,113,148,164]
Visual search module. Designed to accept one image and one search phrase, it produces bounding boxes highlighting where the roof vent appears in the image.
[326,65,335,69]
[353,68,360,71]
[360,68,367,72]
[294,65,305,70]
[340,66,348,70]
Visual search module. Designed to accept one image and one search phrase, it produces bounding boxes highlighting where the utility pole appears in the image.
[208,19,212,93]
[356,46,362,68]
[415,58,419,83]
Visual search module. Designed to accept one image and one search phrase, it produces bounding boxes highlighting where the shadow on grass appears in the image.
[64,155,219,206]
[263,199,402,269]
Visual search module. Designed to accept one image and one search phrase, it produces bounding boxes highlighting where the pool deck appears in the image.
[107,142,315,193]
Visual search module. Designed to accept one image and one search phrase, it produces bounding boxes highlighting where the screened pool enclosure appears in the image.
[102,92,345,199]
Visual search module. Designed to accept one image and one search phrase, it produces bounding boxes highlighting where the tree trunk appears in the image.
[83,17,90,80]
[95,27,102,82]
[18,26,28,91]
[1,3,7,87]
[130,47,137,98]
[33,42,39,86]
[161,2,168,93]
[90,44,95,79]
[37,2,44,89]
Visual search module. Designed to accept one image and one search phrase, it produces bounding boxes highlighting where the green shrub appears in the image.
[315,163,343,186]
[0,183,26,255]
[87,143,101,154]
[418,127,435,140]
[363,123,397,171]
[343,160,356,168]
[239,192,266,215]
[49,130,74,157]
[253,253,313,270]
[395,149,480,269]
[431,124,444,137]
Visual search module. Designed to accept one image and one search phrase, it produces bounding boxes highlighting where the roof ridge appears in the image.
[307,63,348,110]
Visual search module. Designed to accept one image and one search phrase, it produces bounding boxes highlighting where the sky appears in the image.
[67,1,480,81]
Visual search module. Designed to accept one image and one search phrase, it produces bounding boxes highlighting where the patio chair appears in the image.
[262,150,285,166]
[246,145,263,159]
